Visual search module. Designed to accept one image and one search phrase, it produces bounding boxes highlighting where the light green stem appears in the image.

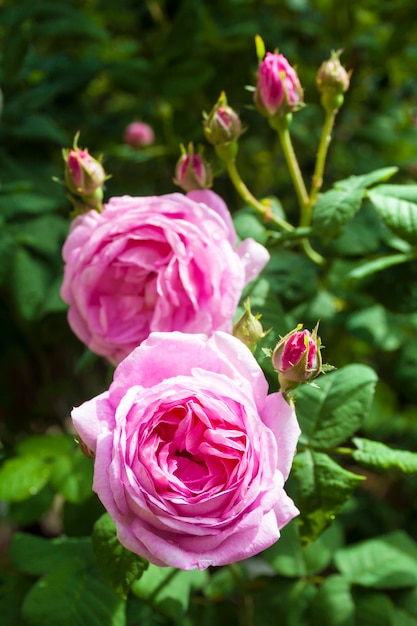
[276,123,310,224]
[224,158,294,232]
[310,108,337,205]
[275,119,325,265]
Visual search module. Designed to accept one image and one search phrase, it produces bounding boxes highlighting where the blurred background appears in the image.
[1,0,417,548]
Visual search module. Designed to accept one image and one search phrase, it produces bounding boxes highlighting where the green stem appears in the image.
[275,121,310,225]
[228,563,254,626]
[274,117,325,266]
[224,157,294,232]
[310,108,337,205]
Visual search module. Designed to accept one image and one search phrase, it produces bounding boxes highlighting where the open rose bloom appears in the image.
[61,190,269,364]
[72,331,300,570]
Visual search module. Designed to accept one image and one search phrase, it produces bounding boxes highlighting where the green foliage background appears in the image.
[2,0,417,624]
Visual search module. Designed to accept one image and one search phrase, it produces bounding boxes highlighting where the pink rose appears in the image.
[255,52,304,117]
[61,190,269,364]
[72,331,300,570]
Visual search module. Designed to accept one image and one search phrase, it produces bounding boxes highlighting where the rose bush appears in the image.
[71,331,300,570]
[61,190,269,364]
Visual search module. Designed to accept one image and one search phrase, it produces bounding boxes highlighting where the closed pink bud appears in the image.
[64,147,105,196]
[272,324,322,393]
[255,52,304,117]
[124,121,155,148]
[173,144,212,192]
[203,93,243,147]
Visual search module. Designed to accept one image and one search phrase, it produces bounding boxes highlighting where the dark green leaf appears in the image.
[0,573,33,626]
[262,518,343,577]
[352,589,394,626]
[292,450,365,544]
[352,438,417,474]
[9,247,52,320]
[310,575,355,626]
[11,533,92,577]
[295,364,378,448]
[132,564,208,619]
[368,191,417,246]
[335,531,417,588]
[21,558,125,626]
[253,578,317,626]
[312,188,364,239]
[92,513,148,599]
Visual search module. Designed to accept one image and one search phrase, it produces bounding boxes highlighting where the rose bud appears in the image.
[203,92,243,149]
[316,50,351,112]
[124,121,155,148]
[63,139,106,197]
[173,143,213,192]
[254,51,304,118]
[272,323,322,394]
[233,298,268,353]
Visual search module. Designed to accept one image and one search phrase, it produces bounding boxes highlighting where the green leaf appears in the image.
[17,434,74,459]
[132,564,208,619]
[9,246,52,320]
[292,450,365,544]
[334,531,417,588]
[50,448,94,504]
[8,485,55,526]
[352,438,417,474]
[368,191,417,246]
[16,215,69,259]
[312,188,364,239]
[11,533,92,577]
[392,588,417,620]
[310,575,355,626]
[92,513,148,599]
[21,557,125,626]
[335,167,398,191]
[352,589,394,626]
[0,228,18,286]
[372,184,417,203]
[295,364,378,448]
[0,573,33,626]
[233,207,268,245]
[346,253,415,281]
[262,518,343,577]
[0,455,51,501]
[253,578,317,626]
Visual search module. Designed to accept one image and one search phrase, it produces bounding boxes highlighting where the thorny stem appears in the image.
[224,157,294,232]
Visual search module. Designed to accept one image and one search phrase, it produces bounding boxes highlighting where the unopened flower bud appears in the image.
[272,323,322,393]
[255,51,304,118]
[233,299,268,353]
[124,121,155,148]
[316,50,351,112]
[63,137,105,197]
[203,92,243,154]
[173,143,213,192]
